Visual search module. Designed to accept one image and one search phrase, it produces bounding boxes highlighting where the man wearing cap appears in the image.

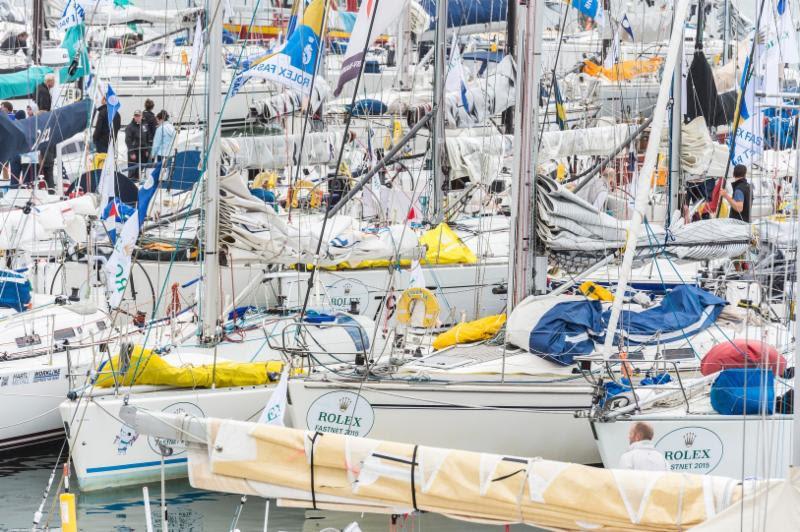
[124,110,149,180]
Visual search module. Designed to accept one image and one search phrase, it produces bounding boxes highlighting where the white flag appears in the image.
[334,0,410,95]
[98,144,116,212]
[105,211,139,307]
[57,0,85,31]
[259,365,290,425]
[408,259,426,289]
[189,15,204,76]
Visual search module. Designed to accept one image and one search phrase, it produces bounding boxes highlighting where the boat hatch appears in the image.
[662,348,696,361]
[414,354,476,370]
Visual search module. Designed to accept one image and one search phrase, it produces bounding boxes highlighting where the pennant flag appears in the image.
[189,14,204,77]
[105,210,139,308]
[137,160,162,226]
[553,78,567,130]
[58,0,85,31]
[98,144,116,211]
[259,366,290,425]
[334,0,409,96]
[620,14,634,40]
[106,84,120,132]
[729,53,763,166]
[232,0,328,97]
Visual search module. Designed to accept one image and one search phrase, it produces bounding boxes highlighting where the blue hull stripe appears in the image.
[87,457,188,474]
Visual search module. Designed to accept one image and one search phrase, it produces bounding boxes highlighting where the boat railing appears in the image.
[267,321,370,368]
[574,349,702,421]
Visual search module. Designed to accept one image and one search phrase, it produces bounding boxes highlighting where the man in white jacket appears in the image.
[618,422,669,471]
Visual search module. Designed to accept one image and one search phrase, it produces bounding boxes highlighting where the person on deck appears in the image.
[0,31,28,54]
[141,99,158,150]
[618,421,669,471]
[124,110,149,180]
[150,110,175,162]
[34,74,55,112]
[92,95,122,155]
[720,163,752,223]
[1,101,13,119]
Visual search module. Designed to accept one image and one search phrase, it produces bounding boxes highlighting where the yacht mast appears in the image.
[201,0,223,343]
[792,124,800,468]
[431,0,448,223]
[506,0,544,310]
[601,0,691,356]
[668,10,684,225]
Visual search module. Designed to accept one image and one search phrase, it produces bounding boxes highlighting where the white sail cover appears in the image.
[446,133,512,184]
[690,467,800,532]
[49,1,202,26]
[220,132,342,169]
[536,175,751,259]
[539,124,636,160]
[670,116,730,177]
[218,174,419,266]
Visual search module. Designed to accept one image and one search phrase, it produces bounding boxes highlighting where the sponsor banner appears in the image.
[656,426,724,474]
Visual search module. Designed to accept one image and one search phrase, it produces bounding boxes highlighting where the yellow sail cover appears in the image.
[186,420,744,530]
[96,346,285,388]
[432,314,506,350]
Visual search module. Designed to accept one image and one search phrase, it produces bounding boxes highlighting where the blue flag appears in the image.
[138,160,162,226]
[572,0,603,20]
[106,83,120,131]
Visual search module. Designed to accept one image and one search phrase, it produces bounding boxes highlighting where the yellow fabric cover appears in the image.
[583,57,664,81]
[579,281,614,301]
[433,314,506,350]
[188,420,745,531]
[96,346,285,388]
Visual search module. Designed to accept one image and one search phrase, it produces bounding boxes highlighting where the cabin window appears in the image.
[15,334,41,348]
[53,328,76,341]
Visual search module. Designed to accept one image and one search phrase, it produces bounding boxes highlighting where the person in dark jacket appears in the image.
[721,164,752,223]
[34,74,55,112]
[141,98,158,149]
[0,31,28,54]
[125,110,149,180]
[92,96,122,154]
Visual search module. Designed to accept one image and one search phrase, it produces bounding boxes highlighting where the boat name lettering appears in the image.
[12,372,29,385]
[33,369,61,383]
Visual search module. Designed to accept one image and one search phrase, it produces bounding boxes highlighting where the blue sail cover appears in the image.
[528,285,727,365]
[0,99,92,164]
[529,300,604,364]
[419,0,508,29]
[0,270,31,311]
[600,285,727,347]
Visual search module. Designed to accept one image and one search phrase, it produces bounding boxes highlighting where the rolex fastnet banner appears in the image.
[232,0,328,96]
[334,0,409,96]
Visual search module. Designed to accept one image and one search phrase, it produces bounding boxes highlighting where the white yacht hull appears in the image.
[50,260,510,325]
[592,415,793,480]
[287,380,600,463]
[60,385,274,490]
